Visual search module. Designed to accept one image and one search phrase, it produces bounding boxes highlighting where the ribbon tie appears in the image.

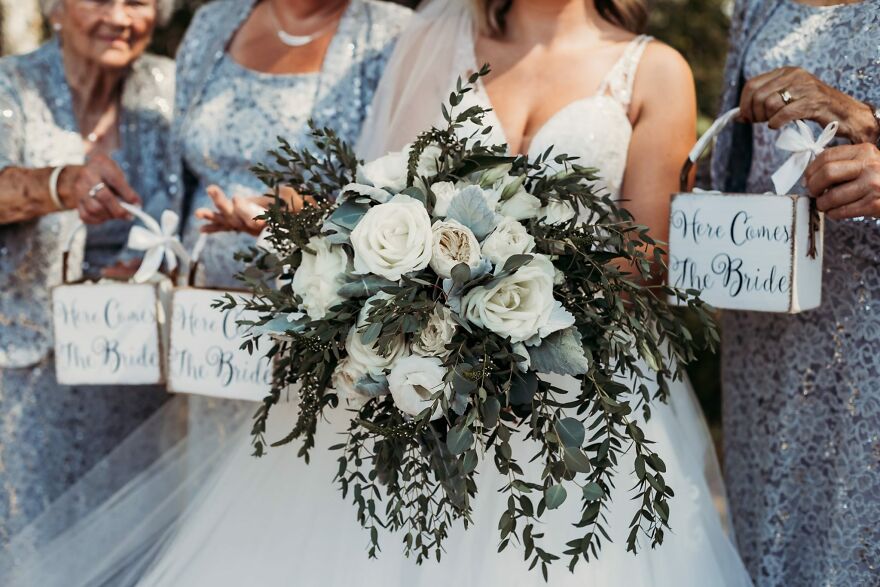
[122,202,190,283]
[771,120,838,195]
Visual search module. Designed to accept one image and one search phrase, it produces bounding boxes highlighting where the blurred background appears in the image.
[0,0,732,434]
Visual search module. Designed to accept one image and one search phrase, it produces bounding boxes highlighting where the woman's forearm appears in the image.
[0,166,67,224]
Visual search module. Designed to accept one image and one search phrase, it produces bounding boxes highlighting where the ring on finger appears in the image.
[87,182,107,199]
[779,89,794,105]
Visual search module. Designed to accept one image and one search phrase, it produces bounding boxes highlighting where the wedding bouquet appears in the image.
[228,70,716,578]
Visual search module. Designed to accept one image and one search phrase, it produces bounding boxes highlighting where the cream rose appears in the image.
[460,255,557,343]
[291,236,350,320]
[350,194,433,281]
[480,217,536,266]
[388,355,451,420]
[429,220,482,278]
[412,306,457,357]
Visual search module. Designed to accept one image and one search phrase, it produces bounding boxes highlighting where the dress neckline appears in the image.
[472,35,649,156]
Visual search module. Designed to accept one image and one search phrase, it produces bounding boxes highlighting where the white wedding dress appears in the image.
[0,3,753,586]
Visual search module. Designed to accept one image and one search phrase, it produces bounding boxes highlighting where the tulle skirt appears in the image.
[1,370,753,586]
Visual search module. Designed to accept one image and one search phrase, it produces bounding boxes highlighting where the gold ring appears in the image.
[779,89,793,105]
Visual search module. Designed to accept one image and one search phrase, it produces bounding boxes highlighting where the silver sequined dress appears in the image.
[0,40,176,545]
[718,2,880,585]
[172,0,410,445]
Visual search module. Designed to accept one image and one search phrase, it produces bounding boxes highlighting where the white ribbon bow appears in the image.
[122,202,190,283]
[771,120,838,195]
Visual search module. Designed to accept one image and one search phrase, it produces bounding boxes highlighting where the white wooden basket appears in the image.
[668,109,826,313]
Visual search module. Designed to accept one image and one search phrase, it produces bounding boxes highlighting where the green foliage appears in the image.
[227,69,719,579]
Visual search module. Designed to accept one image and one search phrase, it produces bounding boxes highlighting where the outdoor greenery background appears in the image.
[0,0,732,433]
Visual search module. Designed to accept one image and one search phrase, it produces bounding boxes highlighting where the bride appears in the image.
[1,1,753,585]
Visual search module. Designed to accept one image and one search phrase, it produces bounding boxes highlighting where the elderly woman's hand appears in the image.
[804,143,880,220]
[195,185,316,236]
[58,154,142,224]
[739,67,880,144]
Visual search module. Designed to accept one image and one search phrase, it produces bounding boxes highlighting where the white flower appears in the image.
[481,217,536,265]
[412,306,457,357]
[350,194,433,281]
[498,190,541,220]
[415,144,444,179]
[331,358,370,406]
[388,355,451,420]
[540,198,577,225]
[431,181,457,217]
[460,255,557,343]
[429,220,482,278]
[291,236,350,320]
[356,150,409,193]
[345,293,408,375]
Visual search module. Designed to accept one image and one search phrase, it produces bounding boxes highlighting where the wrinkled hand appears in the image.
[739,67,879,143]
[194,185,317,235]
[58,154,142,224]
[805,143,880,220]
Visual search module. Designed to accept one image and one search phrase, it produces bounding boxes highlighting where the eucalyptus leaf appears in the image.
[447,426,474,456]
[582,482,604,501]
[554,417,585,448]
[481,396,501,429]
[338,275,396,299]
[544,484,567,510]
[328,200,369,231]
[562,447,591,474]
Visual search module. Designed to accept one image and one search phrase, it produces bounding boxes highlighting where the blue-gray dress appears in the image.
[170,0,410,447]
[712,1,880,585]
[0,40,176,545]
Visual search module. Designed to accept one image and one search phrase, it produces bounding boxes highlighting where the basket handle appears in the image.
[60,220,88,284]
[679,107,741,192]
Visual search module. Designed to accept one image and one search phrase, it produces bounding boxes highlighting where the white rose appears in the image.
[481,217,536,266]
[388,355,451,420]
[356,150,409,193]
[331,358,370,406]
[412,306,457,357]
[540,198,577,225]
[350,194,433,281]
[415,144,444,179]
[460,255,557,343]
[498,190,541,220]
[429,220,482,278]
[345,293,408,375]
[431,181,457,217]
[291,236,350,320]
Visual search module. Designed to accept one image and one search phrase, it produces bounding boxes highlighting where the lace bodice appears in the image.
[472,35,652,199]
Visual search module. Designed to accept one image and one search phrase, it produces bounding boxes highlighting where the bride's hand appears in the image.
[195,185,319,236]
[195,185,270,236]
[738,67,880,144]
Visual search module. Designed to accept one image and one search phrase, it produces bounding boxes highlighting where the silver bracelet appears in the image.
[48,165,67,211]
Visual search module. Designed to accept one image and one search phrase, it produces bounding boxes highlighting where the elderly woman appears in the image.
[0,0,176,545]
[712,1,880,585]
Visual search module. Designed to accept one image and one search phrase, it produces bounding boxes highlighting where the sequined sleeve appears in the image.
[0,68,23,170]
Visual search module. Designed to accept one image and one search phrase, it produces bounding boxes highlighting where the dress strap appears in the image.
[596,34,653,108]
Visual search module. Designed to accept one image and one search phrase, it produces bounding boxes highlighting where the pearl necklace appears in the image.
[267,1,345,47]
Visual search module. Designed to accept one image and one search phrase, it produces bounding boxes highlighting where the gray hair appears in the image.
[41,0,177,27]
